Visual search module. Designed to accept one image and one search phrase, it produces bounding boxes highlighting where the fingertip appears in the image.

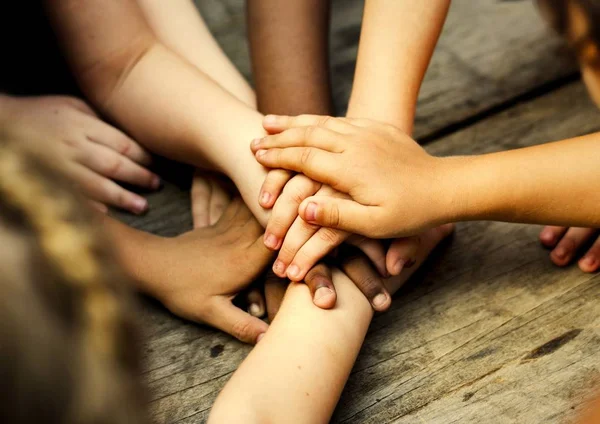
[579,255,599,273]
[151,175,161,190]
[539,228,557,247]
[313,286,336,309]
[303,201,318,223]
[129,196,148,215]
[257,333,266,343]
[264,233,281,250]
[263,114,280,128]
[259,191,273,208]
[371,292,391,312]
[286,264,303,282]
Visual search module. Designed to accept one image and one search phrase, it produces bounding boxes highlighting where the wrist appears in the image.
[434,155,479,224]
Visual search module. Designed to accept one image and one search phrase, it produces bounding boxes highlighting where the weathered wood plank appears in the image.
[332,82,600,423]
[196,0,577,139]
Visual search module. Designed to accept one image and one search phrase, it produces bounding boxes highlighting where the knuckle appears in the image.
[231,318,254,342]
[328,203,341,227]
[105,157,124,177]
[300,148,313,166]
[359,276,383,297]
[318,116,331,127]
[317,228,341,245]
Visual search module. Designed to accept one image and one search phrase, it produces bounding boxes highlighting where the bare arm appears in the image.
[247,0,333,115]
[137,0,256,107]
[347,0,451,133]
[44,0,269,223]
[208,227,450,423]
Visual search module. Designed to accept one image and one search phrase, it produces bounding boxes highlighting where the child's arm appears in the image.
[208,226,451,423]
[347,0,451,133]
[253,115,600,236]
[136,0,256,108]
[247,0,333,115]
[44,0,270,223]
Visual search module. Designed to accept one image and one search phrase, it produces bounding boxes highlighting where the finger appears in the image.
[209,177,231,225]
[68,164,148,214]
[339,247,391,312]
[272,215,320,278]
[262,114,356,134]
[285,227,347,282]
[191,172,211,228]
[348,236,388,277]
[65,97,99,116]
[246,288,266,318]
[252,126,344,153]
[304,263,336,309]
[88,199,108,214]
[264,272,287,322]
[578,236,600,273]
[299,196,379,236]
[76,141,160,189]
[539,226,568,248]
[550,227,597,267]
[207,298,269,345]
[386,236,421,276]
[259,169,293,209]
[264,175,321,250]
[86,118,153,166]
[255,148,341,189]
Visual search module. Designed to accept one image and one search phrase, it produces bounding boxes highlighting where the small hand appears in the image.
[252,114,451,239]
[140,198,274,344]
[1,95,160,214]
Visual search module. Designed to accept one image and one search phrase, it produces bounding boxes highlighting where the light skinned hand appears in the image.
[0,95,160,214]
[252,114,454,239]
[137,197,274,344]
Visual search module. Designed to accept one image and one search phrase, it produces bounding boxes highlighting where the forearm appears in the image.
[446,134,600,227]
[348,0,450,133]
[45,0,269,223]
[137,0,255,107]
[209,269,373,424]
[247,0,333,115]
[103,216,166,296]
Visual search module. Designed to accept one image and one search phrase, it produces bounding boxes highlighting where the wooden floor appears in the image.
[114,1,600,422]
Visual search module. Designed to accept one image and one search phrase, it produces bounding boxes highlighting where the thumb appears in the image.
[207,298,269,344]
[347,236,389,277]
[299,197,375,236]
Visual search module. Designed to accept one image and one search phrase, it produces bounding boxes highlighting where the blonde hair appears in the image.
[0,140,147,424]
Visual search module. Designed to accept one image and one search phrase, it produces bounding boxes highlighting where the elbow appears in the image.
[74,35,158,113]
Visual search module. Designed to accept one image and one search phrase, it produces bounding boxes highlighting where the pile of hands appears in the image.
[5,95,598,345]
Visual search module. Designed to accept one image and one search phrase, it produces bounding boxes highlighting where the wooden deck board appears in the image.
[110,1,600,422]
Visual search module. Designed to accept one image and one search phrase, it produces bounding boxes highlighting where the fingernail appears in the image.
[554,246,568,260]
[540,229,555,243]
[391,259,404,276]
[273,260,286,275]
[373,293,388,309]
[305,202,318,221]
[251,138,262,148]
[256,149,267,158]
[314,286,333,301]
[249,303,262,316]
[132,197,148,214]
[264,233,279,250]
[582,255,598,268]
[257,333,265,343]
[287,264,300,279]
[260,191,272,206]
[151,175,161,190]
[264,115,278,125]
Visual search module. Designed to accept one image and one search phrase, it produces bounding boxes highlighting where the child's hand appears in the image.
[138,198,274,344]
[0,95,160,214]
[252,114,455,239]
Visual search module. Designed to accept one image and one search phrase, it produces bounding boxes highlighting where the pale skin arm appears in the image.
[136,0,256,108]
[347,0,451,133]
[44,0,270,224]
[208,227,451,423]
